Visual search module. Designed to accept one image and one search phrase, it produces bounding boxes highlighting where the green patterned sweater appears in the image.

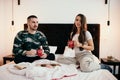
[12,30,50,56]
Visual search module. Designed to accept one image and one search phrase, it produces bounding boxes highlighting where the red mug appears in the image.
[37,49,44,57]
[68,40,74,49]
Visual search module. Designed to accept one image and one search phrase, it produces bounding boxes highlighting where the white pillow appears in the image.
[49,46,57,53]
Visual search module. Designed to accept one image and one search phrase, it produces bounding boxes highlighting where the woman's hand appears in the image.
[74,41,82,48]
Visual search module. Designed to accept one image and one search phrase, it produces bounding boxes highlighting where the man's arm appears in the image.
[12,31,26,55]
[39,32,50,54]
[40,37,50,54]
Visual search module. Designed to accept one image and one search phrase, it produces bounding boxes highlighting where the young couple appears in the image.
[13,14,112,72]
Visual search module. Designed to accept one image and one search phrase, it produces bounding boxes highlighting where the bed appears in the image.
[0,23,117,80]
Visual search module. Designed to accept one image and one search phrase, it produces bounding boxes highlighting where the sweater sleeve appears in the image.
[39,32,50,54]
[12,31,26,55]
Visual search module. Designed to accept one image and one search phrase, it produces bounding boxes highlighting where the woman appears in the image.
[57,14,112,72]
[71,14,94,54]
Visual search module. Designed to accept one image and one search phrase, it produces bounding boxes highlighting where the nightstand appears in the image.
[101,58,120,80]
[3,54,15,64]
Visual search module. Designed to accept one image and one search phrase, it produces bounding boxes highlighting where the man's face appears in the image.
[27,18,38,31]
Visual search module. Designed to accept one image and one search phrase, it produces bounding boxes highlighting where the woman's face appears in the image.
[75,16,81,28]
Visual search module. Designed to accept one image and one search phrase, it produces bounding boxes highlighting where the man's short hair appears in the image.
[27,15,38,20]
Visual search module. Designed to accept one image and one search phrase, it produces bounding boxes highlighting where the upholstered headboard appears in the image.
[24,23,100,58]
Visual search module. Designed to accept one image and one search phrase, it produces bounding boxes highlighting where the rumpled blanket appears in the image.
[7,59,78,80]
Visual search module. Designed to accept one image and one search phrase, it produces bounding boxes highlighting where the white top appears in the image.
[72,31,93,54]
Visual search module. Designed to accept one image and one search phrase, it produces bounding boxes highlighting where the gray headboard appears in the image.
[24,23,100,58]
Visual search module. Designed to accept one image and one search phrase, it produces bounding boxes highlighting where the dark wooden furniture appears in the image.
[101,58,120,79]
[24,23,100,58]
[3,54,15,64]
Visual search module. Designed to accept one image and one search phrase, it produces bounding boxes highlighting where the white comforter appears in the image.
[7,60,78,80]
[0,60,117,80]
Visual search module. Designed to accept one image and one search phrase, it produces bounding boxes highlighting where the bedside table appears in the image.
[3,54,15,64]
[101,58,120,79]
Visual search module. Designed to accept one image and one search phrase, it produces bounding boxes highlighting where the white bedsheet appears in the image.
[0,60,117,80]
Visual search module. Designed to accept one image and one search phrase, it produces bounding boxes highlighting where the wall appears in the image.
[0,0,120,65]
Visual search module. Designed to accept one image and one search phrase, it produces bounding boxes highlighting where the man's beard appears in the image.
[30,26,38,31]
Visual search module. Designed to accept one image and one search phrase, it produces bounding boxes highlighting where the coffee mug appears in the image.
[37,49,44,57]
[68,40,74,49]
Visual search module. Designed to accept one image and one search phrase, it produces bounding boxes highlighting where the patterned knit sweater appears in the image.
[12,30,50,56]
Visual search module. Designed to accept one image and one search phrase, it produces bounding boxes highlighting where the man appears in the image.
[12,15,55,63]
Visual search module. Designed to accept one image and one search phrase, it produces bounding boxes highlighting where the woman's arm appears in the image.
[82,39,94,51]
[74,39,94,51]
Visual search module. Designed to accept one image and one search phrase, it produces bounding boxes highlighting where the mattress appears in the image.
[0,46,117,80]
[0,60,117,80]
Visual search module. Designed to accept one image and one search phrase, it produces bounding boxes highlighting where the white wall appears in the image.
[0,0,120,60]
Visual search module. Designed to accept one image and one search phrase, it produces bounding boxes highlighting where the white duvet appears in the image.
[0,61,117,80]
[7,59,78,80]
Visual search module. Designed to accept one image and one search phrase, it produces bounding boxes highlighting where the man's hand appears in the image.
[25,49,37,56]
[40,53,47,58]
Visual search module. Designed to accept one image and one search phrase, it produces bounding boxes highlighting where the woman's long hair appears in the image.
[70,14,87,50]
